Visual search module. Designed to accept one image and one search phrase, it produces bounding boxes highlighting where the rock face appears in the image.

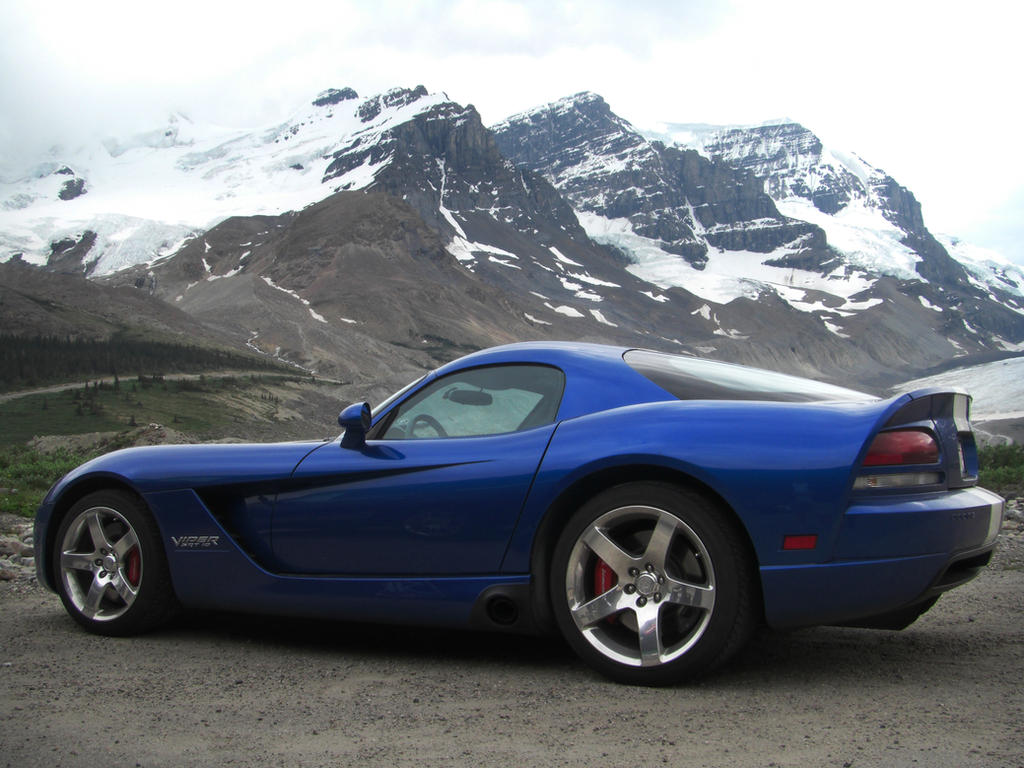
[58,177,86,201]
[47,230,96,273]
[492,93,827,270]
[312,87,358,107]
[695,123,860,215]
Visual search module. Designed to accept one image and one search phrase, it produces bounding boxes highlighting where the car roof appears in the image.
[432,341,631,373]
[427,342,875,421]
[431,342,674,421]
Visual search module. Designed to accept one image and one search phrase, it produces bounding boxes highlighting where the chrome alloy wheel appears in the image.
[58,505,143,622]
[564,504,715,668]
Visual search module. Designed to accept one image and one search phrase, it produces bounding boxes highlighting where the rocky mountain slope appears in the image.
[671,119,1024,300]
[492,94,1024,364]
[98,88,922,388]
[0,258,229,345]
[2,86,1022,393]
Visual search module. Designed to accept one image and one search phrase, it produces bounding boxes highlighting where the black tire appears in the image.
[52,489,178,636]
[549,481,757,685]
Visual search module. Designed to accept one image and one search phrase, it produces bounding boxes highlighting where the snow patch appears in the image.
[823,319,850,338]
[261,275,327,324]
[578,211,879,312]
[549,246,582,267]
[489,255,520,269]
[567,270,619,288]
[775,197,920,281]
[641,290,668,303]
[447,236,519,265]
[544,302,584,318]
[206,265,243,281]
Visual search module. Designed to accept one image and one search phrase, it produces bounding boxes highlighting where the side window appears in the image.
[381,365,565,440]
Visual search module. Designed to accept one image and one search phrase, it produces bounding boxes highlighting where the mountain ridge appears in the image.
[2,86,1022,395]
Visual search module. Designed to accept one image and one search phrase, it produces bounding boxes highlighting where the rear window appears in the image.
[624,349,876,403]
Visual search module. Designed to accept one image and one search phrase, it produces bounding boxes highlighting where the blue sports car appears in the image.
[34,342,1004,685]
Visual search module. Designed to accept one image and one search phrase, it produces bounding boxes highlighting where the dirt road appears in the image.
[2,546,1022,767]
[0,370,344,405]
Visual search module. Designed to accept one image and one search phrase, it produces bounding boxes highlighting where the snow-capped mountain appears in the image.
[662,119,1024,308]
[0,86,454,275]
[493,94,839,300]
[3,86,1022,392]
[492,93,1024,358]
[82,87,888,384]
[939,234,1024,303]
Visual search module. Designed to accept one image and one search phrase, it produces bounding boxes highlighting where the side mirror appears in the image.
[339,402,372,449]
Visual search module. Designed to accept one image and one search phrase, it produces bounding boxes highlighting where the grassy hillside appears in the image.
[0,373,325,446]
[0,333,294,392]
[0,372,352,517]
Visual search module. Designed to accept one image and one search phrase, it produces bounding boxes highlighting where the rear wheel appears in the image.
[53,489,177,636]
[550,482,756,685]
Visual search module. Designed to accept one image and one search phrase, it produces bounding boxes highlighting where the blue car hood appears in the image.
[45,440,331,501]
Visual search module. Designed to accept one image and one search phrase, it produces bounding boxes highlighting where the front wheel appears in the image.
[53,489,178,636]
[550,482,757,685]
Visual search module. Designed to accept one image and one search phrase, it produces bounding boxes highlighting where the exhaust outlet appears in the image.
[486,595,519,626]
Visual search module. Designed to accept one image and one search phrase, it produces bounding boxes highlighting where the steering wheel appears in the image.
[410,414,448,438]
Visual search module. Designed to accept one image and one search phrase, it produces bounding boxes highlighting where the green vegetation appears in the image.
[0,374,300,447]
[0,373,314,517]
[0,332,292,392]
[978,444,1024,498]
[0,445,99,518]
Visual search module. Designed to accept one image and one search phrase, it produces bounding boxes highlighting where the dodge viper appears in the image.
[34,342,1004,685]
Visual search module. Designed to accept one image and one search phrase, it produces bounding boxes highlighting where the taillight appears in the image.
[854,428,942,490]
[863,429,939,466]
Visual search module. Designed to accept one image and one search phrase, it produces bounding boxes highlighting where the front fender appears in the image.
[34,440,329,592]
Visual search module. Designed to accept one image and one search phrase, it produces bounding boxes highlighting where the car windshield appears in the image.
[624,349,877,403]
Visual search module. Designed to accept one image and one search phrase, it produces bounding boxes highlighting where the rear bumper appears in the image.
[761,487,1004,629]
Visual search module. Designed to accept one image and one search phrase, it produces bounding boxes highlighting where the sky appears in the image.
[2,0,1022,263]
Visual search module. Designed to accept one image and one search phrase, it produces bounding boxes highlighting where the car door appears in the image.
[271,364,565,575]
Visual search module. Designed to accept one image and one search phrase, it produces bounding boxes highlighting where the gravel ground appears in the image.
[1,507,1022,768]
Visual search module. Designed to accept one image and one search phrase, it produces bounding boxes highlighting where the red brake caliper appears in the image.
[126,548,141,586]
[594,559,618,623]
